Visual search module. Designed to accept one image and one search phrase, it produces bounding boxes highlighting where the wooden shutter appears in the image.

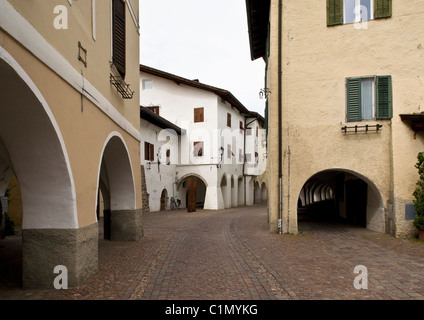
[194,108,204,123]
[227,113,231,127]
[327,0,343,26]
[375,0,392,19]
[112,0,126,77]
[376,76,392,119]
[187,177,198,213]
[144,142,149,161]
[346,78,362,122]
[150,144,154,161]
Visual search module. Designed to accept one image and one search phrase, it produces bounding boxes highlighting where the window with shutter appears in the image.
[328,0,391,26]
[227,113,232,127]
[194,108,204,123]
[346,76,392,122]
[112,0,126,78]
[144,142,155,161]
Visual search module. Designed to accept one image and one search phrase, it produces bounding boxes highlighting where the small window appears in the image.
[256,126,259,137]
[246,127,252,136]
[239,149,243,163]
[245,153,251,163]
[327,0,391,26]
[240,121,244,131]
[142,80,153,90]
[194,108,204,123]
[193,141,204,157]
[144,142,154,161]
[146,106,159,115]
[227,113,232,127]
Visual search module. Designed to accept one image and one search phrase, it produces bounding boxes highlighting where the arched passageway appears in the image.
[177,174,207,212]
[0,51,79,288]
[298,169,385,232]
[96,134,137,240]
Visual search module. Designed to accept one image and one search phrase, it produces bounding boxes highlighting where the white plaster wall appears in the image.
[140,118,179,212]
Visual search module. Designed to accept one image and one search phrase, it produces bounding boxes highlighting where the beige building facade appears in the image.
[0,0,143,288]
[246,0,424,238]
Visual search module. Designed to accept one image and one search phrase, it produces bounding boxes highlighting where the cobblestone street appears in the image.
[1,204,424,300]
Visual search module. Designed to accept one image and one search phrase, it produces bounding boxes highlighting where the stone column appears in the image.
[22,222,98,289]
[110,208,143,241]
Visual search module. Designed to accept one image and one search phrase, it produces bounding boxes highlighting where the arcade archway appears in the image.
[298,169,385,232]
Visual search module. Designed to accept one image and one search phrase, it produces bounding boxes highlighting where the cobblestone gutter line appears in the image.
[224,215,293,300]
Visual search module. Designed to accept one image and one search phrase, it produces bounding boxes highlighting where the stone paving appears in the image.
[0,204,424,300]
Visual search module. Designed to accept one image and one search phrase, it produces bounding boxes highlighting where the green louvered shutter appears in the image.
[346,78,361,122]
[375,0,392,19]
[376,76,392,120]
[327,0,343,26]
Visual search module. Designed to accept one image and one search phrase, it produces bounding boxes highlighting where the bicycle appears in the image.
[170,197,181,210]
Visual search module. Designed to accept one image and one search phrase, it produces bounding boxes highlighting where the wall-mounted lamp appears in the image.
[217,146,224,168]
[259,88,271,100]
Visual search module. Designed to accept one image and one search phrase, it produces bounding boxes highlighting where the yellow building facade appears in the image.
[0,0,143,288]
[247,0,424,238]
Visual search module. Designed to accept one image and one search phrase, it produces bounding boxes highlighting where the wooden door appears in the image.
[187,177,198,213]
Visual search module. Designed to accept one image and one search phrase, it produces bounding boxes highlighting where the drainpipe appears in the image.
[278,0,283,234]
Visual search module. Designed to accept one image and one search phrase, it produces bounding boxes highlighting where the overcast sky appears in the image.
[139,0,266,116]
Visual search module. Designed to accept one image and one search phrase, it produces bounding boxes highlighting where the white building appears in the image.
[140,65,266,212]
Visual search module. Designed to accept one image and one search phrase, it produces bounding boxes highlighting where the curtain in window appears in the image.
[361,79,374,120]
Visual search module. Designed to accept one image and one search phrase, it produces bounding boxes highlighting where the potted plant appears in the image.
[413,152,424,240]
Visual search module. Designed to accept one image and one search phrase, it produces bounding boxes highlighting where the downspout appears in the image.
[278,0,283,234]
